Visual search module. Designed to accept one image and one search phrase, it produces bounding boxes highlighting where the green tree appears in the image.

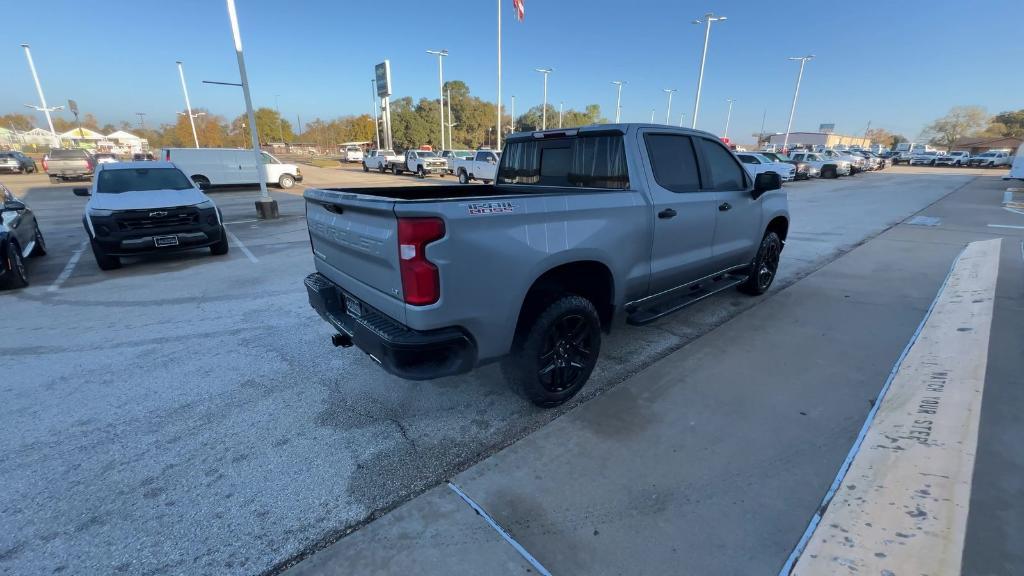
[988,109,1024,138]
[864,128,893,146]
[254,107,293,144]
[923,105,989,149]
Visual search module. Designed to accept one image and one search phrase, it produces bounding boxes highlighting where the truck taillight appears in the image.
[42,156,48,171]
[165,150,170,161]
[397,217,445,306]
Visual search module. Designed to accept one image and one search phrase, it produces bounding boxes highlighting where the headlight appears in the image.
[88,208,113,217]
[196,200,216,210]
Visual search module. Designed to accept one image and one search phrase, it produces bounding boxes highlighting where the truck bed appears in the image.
[320,185,518,201]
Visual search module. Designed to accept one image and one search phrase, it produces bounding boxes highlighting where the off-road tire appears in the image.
[739,231,782,295]
[501,295,602,408]
[1,242,29,289]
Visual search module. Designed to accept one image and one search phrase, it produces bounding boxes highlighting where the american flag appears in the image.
[513,0,525,21]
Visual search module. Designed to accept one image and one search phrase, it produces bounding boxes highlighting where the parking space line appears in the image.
[987,224,1024,230]
[788,239,1001,576]
[223,227,258,263]
[223,219,260,225]
[48,239,88,292]
[447,482,553,576]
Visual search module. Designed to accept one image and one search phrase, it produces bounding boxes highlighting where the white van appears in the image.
[159,148,303,189]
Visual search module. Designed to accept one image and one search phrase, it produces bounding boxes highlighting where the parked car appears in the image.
[848,150,881,170]
[343,146,364,163]
[0,152,38,174]
[363,149,402,172]
[736,152,797,182]
[44,148,94,183]
[1,182,46,289]
[454,149,502,184]
[302,124,787,406]
[160,148,303,189]
[909,150,942,166]
[935,150,970,166]
[967,150,1012,168]
[441,149,474,174]
[761,152,819,179]
[790,152,849,178]
[388,149,448,178]
[74,162,229,270]
[821,149,865,173]
[132,152,155,161]
[93,153,119,165]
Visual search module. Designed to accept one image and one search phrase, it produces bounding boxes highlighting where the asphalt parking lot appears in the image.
[1,164,1018,575]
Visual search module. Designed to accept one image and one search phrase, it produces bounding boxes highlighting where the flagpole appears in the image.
[496,0,502,152]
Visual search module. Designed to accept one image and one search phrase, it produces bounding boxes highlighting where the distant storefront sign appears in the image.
[375,61,392,97]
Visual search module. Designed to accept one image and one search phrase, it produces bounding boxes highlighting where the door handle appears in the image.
[718,202,732,212]
[658,208,677,219]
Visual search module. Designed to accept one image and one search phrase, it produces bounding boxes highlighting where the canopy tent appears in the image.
[59,127,106,140]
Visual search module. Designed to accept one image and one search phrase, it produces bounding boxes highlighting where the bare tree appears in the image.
[922,106,989,148]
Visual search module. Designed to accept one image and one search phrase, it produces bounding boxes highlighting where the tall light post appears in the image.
[177,111,207,145]
[650,109,656,123]
[446,87,455,149]
[274,94,285,144]
[510,95,515,134]
[782,55,814,153]
[20,44,60,147]
[535,67,552,130]
[370,79,381,149]
[426,49,448,149]
[663,88,677,125]
[690,12,727,129]
[679,112,686,127]
[496,0,502,151]
[559,101,564,128]
[611,80,626,123]
[723,98,736,138]
[175,61,200,148]
[226,0,275,219]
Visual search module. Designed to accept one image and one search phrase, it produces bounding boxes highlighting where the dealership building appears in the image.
[766,131,871,150]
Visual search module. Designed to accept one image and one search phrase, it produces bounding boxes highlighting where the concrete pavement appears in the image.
[281,175,1023,575]
[0,170,1006,576]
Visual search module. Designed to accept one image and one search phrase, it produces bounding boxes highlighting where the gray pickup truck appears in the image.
[304,124,789,406]
[45,148,94,183]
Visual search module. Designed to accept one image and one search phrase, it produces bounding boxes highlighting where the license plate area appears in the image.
[344,293,363,318]
[154,235,179,247]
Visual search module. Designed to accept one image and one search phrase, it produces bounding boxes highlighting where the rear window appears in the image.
[96,168,194,194]
[49,149,89,159]
[498,134,629,189]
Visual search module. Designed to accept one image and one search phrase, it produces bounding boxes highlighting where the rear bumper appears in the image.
[304,272,476,380]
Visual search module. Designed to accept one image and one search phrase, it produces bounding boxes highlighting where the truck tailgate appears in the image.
[304,188,406,322]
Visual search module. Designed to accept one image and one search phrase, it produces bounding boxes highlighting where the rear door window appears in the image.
[644,133,702,193]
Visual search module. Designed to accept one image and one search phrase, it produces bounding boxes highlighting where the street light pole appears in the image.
[20,44,59,147]
[679,112,686,127]
[724,98,735,138]
[176,61,200,148]
[275,94,284,144]
[426,49,448,149]
[535,68,552,130]
[663,88,677,125]
[496,0,502,152]
[447,87,453,149]
[690,12,727,129]
[611,81,626,123]
[782,55,814,153]
[177,111,207,146]
[226,0,275,218]
[370,79,381,149]
[559,101,564,128]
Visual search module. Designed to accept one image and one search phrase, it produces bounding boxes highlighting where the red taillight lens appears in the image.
[42,156,48,171]
[165,150,170,161]
[397,217,445,306]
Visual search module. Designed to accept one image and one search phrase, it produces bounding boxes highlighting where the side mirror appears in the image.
[752,172,782,199]
[73,187,91,197]
[3,200,26,212]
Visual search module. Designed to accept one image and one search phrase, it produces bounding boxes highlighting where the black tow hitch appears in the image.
[331,333,353,348]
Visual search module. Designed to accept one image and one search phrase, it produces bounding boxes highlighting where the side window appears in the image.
[699,138,746,191]
[475,151,488,162]
[644,133,701,193]
[738,155,757,164]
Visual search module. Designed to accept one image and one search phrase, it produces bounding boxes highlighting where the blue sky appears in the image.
[6,0,1023,143]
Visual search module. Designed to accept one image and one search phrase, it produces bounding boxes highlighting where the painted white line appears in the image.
[223,219,260,225]
[790,239,1001,576]
[1003,190,1012,204]
[448,482,553,576]
[1004,206,1024,216]
[223,227,258,263]
[987,223,1024,230]
[48,239,88,292]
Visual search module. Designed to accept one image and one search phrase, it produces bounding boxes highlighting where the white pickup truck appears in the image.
[454,149,501,184]
[389,150,449,178]
[363,149,402,173]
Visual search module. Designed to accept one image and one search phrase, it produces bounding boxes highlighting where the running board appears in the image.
[627,274,747,326]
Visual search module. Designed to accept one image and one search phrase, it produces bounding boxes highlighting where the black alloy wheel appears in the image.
[740,231,782,295]
[537,312,597,394]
